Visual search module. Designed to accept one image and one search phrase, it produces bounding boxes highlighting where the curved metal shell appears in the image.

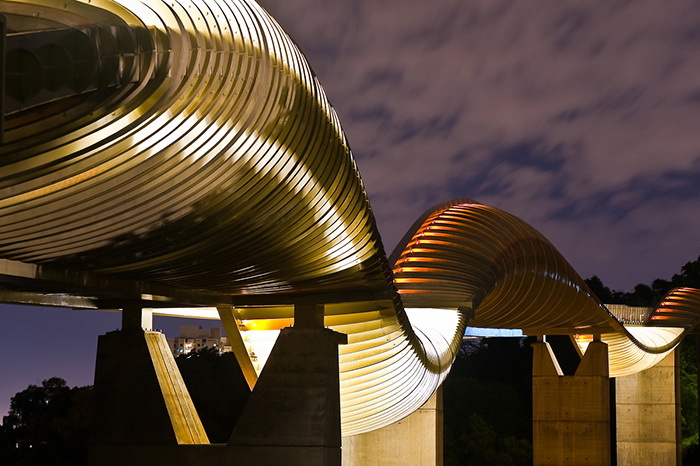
[0,0,443,436]
[3,0,700,437]
[0,0,391,299]
[393,200,700,378]
[392,200,612,329]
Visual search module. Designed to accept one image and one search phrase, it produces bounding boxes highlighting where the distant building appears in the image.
[167,325,231,356]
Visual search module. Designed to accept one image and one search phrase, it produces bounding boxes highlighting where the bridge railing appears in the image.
[606,304,653,325]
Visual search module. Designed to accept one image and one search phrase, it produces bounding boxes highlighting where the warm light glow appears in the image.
[574,326,684,377]
[2,0,699,440]
[153,308,221,319]
[240,329,281,375]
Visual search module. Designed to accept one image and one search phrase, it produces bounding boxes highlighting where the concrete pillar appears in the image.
[229,324,348,465]
[121,304,153,331]
[294,303,325,328]
[342,388,443,466]
[91,304,348,465]
[616,350,681,465]
[532,339,611,465]
[90,303,209,465]
[90,328,209,466]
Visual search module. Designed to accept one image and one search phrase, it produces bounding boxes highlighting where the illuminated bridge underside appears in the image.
[1,0,699,436]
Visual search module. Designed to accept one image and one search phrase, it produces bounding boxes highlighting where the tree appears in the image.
[585,276,617,304]
[586,256,700,307]
[0,378,93,466]
[175,347,250,442]
[672,256,700,288]
[680,336,698,440]
[443,337,533,465]
[651,278,673,300]
[585,255,700,460]
[625,283,655,306]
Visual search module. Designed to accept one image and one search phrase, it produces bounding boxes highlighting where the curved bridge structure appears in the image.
[1,0,699,440]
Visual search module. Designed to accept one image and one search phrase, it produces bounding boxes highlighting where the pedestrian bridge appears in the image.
[1,0,699,459]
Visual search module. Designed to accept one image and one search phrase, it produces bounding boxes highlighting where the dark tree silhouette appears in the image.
[585,275,619,304]
[175,347,250,442]
[585,255,700,463]
[443,337,533,465]
[586,256,700,308]
[672,256,700,288]
[0,378,93,466]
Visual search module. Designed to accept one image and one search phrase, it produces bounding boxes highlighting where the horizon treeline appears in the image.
[585,255,700,306]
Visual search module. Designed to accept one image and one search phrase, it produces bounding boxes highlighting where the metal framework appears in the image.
[1,0,699,437]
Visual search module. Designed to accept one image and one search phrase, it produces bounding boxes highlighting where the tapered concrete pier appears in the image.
[532,338,611,465]
[342,389,443,465]
[616,351,681,465]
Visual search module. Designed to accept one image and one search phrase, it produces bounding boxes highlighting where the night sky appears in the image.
[2,0,700,417]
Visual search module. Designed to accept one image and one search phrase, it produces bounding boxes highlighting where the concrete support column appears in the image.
[616,350,681,465]
[229,305,347,466]
[294,303,325,328]
[121,304,153,331]
[532,339,611,465]
[342,388,443,466]
[217,306,258,390]
[90,327,209,466]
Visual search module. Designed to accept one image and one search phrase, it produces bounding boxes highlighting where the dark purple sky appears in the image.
[0,305,220,418]
[259,0,700,290]
[3,0,700,417]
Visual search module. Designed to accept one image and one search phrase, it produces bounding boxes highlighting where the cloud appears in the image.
[259,0,700,289]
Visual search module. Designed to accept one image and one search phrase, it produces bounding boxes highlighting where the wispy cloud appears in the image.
[260,0,700,289]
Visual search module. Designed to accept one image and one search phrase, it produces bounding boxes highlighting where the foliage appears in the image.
[0,378,93,466]
[1,257,699,463]
[586,255,700,307]
[585,255,700,461]
[443,337,533,465]
[584,275,622,304]
[680,335,698,441]
[445,413,530,466]
[0,346,251,465]
[175,347,250,443]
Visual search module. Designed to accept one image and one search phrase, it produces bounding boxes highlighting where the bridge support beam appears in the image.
[342,388,443,466]
[615,350,681,465]
[90,306,209,464]
[532,338,611,465]
[90,304,348,465]
[228,304,347,465]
